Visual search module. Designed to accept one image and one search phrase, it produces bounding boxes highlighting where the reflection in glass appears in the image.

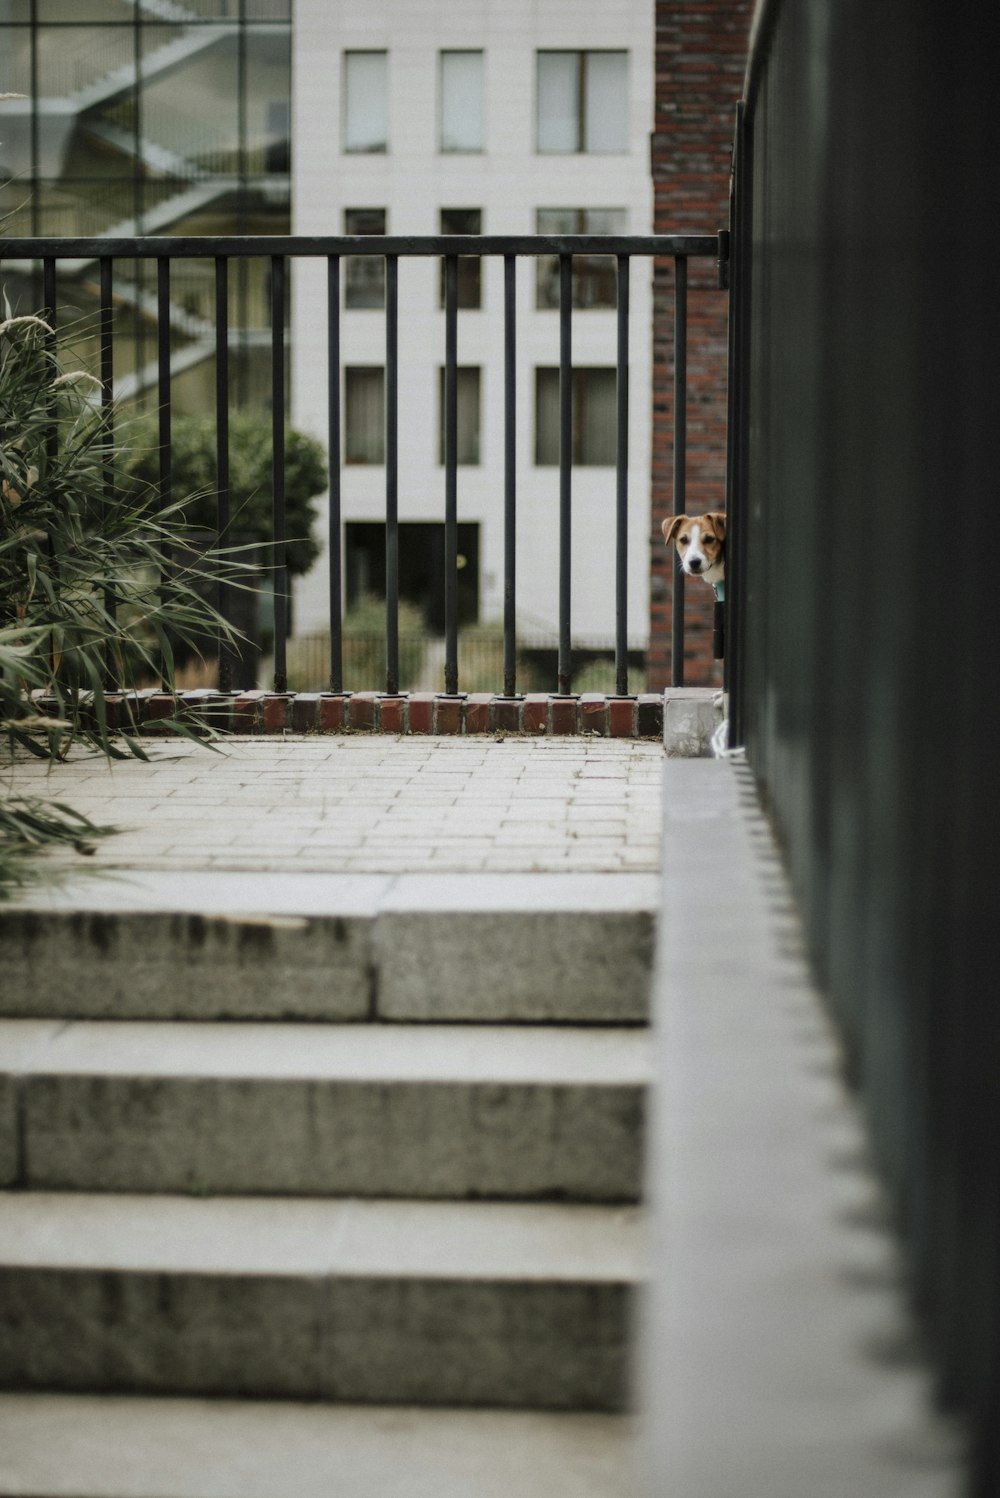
[0,27,34,178]
[1,7,291,412]
[246,27,291,173]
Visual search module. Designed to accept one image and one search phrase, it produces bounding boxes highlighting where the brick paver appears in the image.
[7,736,663,876]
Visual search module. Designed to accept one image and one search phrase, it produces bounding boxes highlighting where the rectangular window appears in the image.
[536,51,627,154]
[345,367,385,464]
[439,208,482,310]
[344,50,387,154]
[438,367,482,466]
[535,367,617,467]
[440,50,484,153]
[536,208,626,309]
[346,521,480,633]
[345,207,386,309]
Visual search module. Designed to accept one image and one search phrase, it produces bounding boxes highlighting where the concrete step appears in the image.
[0,1020,648,1201]
[0,873,654,1024]
[0,1393,638,1498]
[0,1193,641,1411]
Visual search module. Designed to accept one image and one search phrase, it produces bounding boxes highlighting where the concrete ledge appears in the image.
[640,760,965,1496]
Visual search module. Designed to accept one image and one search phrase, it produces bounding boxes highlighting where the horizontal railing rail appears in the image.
[2,232,724,698]
[0,234,720,259]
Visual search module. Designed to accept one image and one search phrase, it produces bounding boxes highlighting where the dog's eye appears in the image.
[678,534,689,545]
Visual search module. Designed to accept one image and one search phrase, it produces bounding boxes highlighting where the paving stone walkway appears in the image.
[5,735,663,878]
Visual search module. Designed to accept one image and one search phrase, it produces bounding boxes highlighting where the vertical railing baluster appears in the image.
[270,253,287,693]
[42,257,59,689]
[28,16,39,242]
[42,257,56,338]
[41,258,56,331]
[327,255,343,693]
[558,252,573,695]
[616,254,630,697]
[503,253,517,698]
[214,256,232,694]
[99,256,116,687]
[729,103,753,749]
[41,259,56,319]
[672,253,688,687]
[385,253,399,695]
[156,256,172,689]
[444,253,459,696]
[42,257,57,467]
[156,258,171,507]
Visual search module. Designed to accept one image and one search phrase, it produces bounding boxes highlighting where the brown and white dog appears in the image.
[661,511,726,591]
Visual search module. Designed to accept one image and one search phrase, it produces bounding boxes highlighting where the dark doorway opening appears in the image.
[345,522,480,632]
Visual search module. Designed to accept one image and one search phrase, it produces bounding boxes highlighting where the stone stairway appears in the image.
[0,875,652,1496]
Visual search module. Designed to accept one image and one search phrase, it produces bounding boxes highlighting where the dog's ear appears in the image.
[703,510,727,542]
[662,515,686,545]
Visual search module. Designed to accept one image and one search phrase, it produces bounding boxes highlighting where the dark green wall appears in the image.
[734,1,1000,1487]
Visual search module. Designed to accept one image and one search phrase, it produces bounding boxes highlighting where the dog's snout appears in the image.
[687,556,702,572]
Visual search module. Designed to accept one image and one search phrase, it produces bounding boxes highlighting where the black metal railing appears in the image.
[2,232,723,697]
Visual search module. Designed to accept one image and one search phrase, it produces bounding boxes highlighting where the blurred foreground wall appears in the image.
[645,0,1000,1492]
[729,0,1000,1489]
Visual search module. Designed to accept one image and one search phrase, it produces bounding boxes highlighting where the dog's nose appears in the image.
[688,557,702,571]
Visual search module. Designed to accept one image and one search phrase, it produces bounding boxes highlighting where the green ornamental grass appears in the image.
[0,307,250,893]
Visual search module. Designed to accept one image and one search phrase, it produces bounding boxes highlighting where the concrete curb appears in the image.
[640,760,965,1494]
[33,690,668,740]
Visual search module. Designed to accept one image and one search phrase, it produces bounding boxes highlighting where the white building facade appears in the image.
[291,0,654,656]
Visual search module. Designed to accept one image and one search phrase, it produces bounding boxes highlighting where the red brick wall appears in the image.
[648,0,751,688]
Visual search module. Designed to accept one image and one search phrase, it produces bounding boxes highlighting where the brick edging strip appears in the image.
[87,690,665,739]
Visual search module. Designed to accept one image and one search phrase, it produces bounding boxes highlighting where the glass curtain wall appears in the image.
[0,0,291,412]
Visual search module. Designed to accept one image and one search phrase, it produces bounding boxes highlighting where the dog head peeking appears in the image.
[661,511,726,586]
